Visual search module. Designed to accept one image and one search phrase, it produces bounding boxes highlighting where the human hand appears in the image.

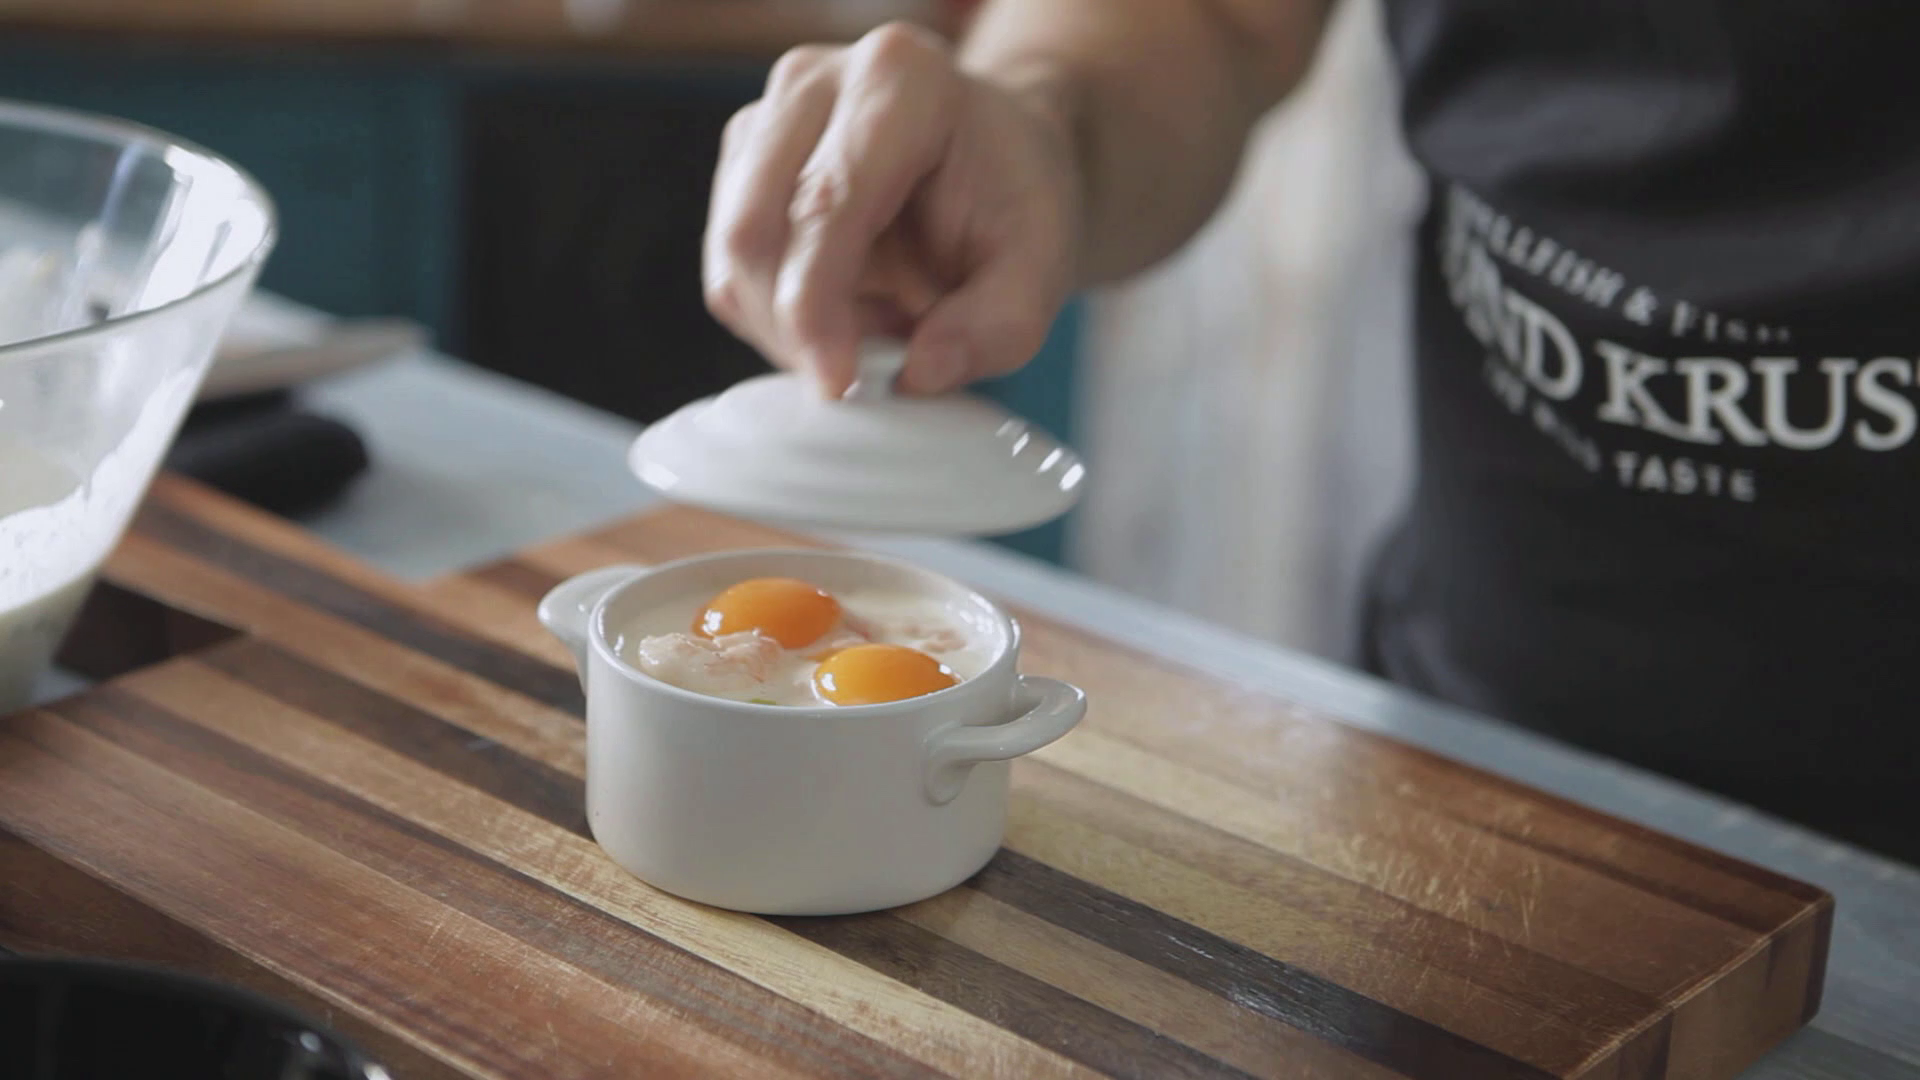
[703,23,1083,398]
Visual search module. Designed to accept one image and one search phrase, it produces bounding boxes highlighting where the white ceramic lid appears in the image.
[629,341,1087,536]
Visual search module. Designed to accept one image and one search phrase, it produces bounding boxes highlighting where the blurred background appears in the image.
[0,0,1423,665]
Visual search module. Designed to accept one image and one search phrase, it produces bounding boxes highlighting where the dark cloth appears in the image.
[167,391,368,518]
[1367,1,1920,860]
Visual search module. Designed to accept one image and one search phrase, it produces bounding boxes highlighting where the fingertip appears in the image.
[819,370,856,400]
[774,249,852,348]
[801,344,859,400]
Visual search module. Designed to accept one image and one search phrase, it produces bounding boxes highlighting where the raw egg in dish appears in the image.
[625,578,990,704]
[814,643,959,706]
[694,577,840,649]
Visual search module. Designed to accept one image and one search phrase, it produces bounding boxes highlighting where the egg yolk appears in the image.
[695,577,841,649]
[814,644,958,706]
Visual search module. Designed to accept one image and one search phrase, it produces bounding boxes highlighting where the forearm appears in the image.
[959,0,1335,284]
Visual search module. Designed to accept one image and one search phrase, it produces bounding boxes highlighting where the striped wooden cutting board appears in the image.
[0,475,1833,1080]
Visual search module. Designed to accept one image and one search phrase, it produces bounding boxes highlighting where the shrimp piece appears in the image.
[635,630,781,697]
[803,614,875,660]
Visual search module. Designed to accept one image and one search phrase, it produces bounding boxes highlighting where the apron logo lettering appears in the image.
[1440,181,1919,504]
[1674,357,1766,447]
[1451,240,1583,401]
[1752,357,1856,450]
[1613,452,1757,501]
[1854,357,1916,451]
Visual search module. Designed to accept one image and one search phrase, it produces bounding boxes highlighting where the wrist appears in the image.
[972,60,1099,286]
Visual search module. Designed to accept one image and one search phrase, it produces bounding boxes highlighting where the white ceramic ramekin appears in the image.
[537,548,1085,916]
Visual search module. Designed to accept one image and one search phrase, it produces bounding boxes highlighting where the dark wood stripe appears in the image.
[1449,811,1792,935]
[194,637,587,836]
[1436,768,1827,906]
[468,559,567,601]
[134,504,584,715]
[54,578,242,683]
[52,687,944,1080]
[1018,762,1663,1029]
[772,913,1258,1080]
[0,828,472,1080]
[973,849,1560,1080]
[1022,602,1827,917]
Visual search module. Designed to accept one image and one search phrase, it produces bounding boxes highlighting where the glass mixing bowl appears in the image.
[0,100,276,711]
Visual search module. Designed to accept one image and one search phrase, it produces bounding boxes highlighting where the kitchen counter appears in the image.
[294,346,1920,1079]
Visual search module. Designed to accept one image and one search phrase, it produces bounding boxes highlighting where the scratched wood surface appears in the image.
[0,475,1833,1079]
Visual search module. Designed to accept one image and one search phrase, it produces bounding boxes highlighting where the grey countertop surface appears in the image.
[284,349,1917,1079]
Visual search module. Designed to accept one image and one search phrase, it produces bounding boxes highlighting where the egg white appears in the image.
[615,585,995,705]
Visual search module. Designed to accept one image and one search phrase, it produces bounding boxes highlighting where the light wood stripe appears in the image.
[195,638,586,833]
[1028,724,1757,992]
[1005,609,1819,929]
[416,571,576,667]
[893,887,1403,1080]
[109,531,587,776]
[144,475,442,608]
[1005,763,1663,1044]
[0,828,472,1080]
[134,503,583,712]
[996,797,1593,1076]
[766,912,1265,1079]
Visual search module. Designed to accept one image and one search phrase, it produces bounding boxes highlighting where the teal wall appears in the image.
[0,40,1081,565]
[0,45,461,339]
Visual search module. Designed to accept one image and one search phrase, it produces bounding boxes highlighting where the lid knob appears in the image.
[845,339,907,402]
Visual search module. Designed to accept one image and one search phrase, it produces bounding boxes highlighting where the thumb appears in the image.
[899,249,1067,394]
